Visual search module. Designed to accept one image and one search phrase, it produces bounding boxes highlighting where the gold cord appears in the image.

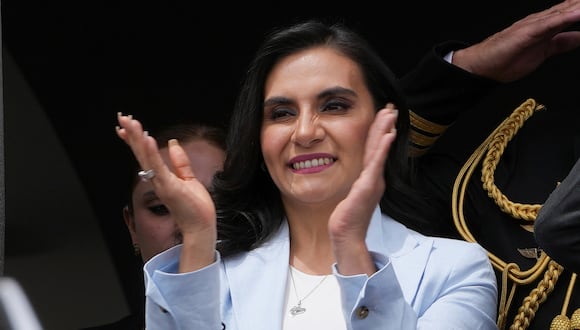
[451,98,578,329]
[480,105,543,223]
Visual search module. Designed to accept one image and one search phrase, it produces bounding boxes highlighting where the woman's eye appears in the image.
[323,100,350,112]
[270,108,295,120]
[148,204,170,216]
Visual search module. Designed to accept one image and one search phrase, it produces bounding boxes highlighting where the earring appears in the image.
[133,243,141,256]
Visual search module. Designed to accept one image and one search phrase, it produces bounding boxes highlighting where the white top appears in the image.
[283,266,346,330]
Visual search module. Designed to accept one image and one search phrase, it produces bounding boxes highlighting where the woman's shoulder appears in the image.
[378,213,488,264]
[433,235,488,258]
[404,224,489,262]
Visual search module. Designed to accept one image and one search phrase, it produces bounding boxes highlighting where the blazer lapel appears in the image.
[366,207,433,303]
[223,222,290,330]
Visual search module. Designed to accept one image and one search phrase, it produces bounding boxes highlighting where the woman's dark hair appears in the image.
[126,122,227,215]
[214,19,435,257]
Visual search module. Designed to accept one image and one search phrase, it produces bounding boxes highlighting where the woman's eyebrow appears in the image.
[263,96,292,108]
[317,86,357,99]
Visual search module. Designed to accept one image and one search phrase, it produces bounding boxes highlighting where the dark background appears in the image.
[2,0,578,328]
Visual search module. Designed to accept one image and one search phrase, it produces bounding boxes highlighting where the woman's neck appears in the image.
[284,200,336,275]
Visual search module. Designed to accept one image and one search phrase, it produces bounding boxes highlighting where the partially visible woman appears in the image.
[82,123,226,330]
[124,123,226,263]
[117,20,498,329]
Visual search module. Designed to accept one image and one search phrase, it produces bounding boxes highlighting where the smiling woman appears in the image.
[116,19,498,329]
[261,47,379,210]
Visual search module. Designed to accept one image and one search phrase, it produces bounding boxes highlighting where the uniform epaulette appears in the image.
[409,110,451,157]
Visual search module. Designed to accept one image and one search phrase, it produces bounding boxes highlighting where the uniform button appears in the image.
[356,306,369,319]
[160,307,168,313]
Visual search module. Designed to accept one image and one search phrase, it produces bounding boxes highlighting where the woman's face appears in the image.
[260,46,375,207]
[124,140,225,262]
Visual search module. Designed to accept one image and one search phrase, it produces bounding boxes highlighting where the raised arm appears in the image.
[116,113,217,273]
[404,0,580,156]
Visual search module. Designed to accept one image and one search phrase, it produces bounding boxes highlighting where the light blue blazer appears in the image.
[143,207,498,330]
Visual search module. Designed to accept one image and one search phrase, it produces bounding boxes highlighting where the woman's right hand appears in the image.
[116,113,217,272]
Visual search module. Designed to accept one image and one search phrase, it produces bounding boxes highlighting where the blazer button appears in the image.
[356,306,369,319]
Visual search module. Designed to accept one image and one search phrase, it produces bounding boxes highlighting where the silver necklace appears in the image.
[288,267,329,316]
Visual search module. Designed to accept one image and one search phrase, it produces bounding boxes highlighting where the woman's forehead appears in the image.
[264,47,363,98]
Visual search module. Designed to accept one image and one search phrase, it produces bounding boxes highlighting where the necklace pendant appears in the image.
[290,303,306,316]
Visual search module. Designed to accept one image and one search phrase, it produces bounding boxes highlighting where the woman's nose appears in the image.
[292,114,324,147]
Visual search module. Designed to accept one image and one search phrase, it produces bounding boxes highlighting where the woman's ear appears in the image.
[123,205,138,243]
[123,205,141,257]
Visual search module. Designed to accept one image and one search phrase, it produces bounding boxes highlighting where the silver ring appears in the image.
[138,169,156,182]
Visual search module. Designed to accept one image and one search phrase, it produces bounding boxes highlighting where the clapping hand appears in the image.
[116,113,217,272]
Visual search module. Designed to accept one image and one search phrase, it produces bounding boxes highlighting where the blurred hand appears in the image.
[453,0,580,82]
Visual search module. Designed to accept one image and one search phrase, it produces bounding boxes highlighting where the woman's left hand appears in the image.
[329,103,398,276]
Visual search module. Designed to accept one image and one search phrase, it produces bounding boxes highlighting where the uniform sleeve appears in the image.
[400,41,498,156]
[535,157,580,272]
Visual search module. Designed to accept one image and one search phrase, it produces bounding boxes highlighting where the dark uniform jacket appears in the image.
[404,41,580,330]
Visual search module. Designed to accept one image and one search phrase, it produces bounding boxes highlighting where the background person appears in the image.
[408,1,580,328]
[82,122,226,330]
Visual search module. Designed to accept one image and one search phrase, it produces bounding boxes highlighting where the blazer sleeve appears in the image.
[143,245,222,330]
[335,245,497,330]
[534,157,580,272]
